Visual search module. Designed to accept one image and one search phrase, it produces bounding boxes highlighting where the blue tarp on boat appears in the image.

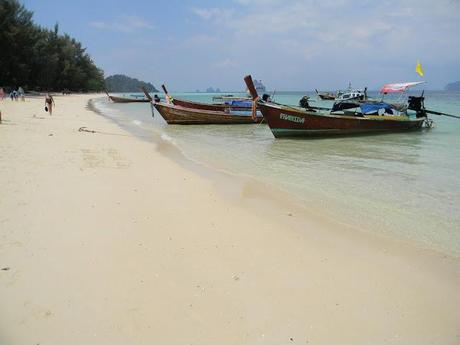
[224,100,252,107]
[360,102,394,115]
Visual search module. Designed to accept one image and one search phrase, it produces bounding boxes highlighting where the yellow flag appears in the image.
[416,60,424,77]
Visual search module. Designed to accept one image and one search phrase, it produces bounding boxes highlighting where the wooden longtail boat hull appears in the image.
[259,102,425,138]
[171,98,251,111]
[153,102,263,125]
[108,95,150,103]
[105,89,149,103]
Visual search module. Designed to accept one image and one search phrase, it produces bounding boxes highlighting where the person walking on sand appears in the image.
[45,93,55,115]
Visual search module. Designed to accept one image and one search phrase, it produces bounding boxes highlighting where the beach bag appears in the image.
[45,106,48,112]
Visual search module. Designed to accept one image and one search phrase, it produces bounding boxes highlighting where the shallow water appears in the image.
[93,90,460,256]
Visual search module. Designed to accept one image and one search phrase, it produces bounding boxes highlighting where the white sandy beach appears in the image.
[0,95,459,345]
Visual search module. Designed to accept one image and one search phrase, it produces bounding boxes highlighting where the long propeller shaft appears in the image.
[426,109,460,120]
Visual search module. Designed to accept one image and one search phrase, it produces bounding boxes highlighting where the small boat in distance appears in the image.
[212,79,266,103]
[245,75,430,138]
[245,79,266,97]
[315,83,367,101]
[335,83,367,101]
[252,79,266,95]
[315,89,335,100]
[105,90,150,103]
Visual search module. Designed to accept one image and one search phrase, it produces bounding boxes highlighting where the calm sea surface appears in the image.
[93,91,460,256]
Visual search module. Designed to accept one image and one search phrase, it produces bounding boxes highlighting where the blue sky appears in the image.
[23,0,460,91]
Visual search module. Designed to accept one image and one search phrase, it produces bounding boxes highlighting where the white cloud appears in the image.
[96,1,459,90]
[89,16,154,33]
[214,58,237,68]
[181,0,460,89]
[191,7,234,21]
[190,1,459,54]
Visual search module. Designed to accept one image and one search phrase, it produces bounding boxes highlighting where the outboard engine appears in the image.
[262,93,271,102]
[299,95,311,109]
[153,94,161,103]
[408,96,426,118]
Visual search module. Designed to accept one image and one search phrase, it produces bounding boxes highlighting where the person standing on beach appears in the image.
[0,88,4,101]
[45,93,55,115]
[18,87,25,101]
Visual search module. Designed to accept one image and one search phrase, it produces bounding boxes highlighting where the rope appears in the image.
[78,127,132,137]
[254,117,265,128]
[249,117,266,135]
[78,126,96,133]
[251,96,259,121]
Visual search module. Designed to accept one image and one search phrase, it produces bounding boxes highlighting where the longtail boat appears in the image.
[151,101,263,125]
[141,85,260,125]
[105,90,150,103]
[145,85,252,111]
[245,75,433,138]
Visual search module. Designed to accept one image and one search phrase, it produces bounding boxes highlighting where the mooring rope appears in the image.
[77,127,134,137]
[78,126,96,133]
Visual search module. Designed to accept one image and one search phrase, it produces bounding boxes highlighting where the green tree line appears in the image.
[0,0,105,92]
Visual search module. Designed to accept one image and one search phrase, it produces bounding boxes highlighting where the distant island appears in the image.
[206,87,221,93]
[105,75,158,93]
[445,81,460,91]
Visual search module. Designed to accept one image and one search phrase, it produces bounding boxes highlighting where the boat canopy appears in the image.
[380,81,425,94]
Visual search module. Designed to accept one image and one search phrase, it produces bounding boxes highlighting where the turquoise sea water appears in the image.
[93,91,460,256]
